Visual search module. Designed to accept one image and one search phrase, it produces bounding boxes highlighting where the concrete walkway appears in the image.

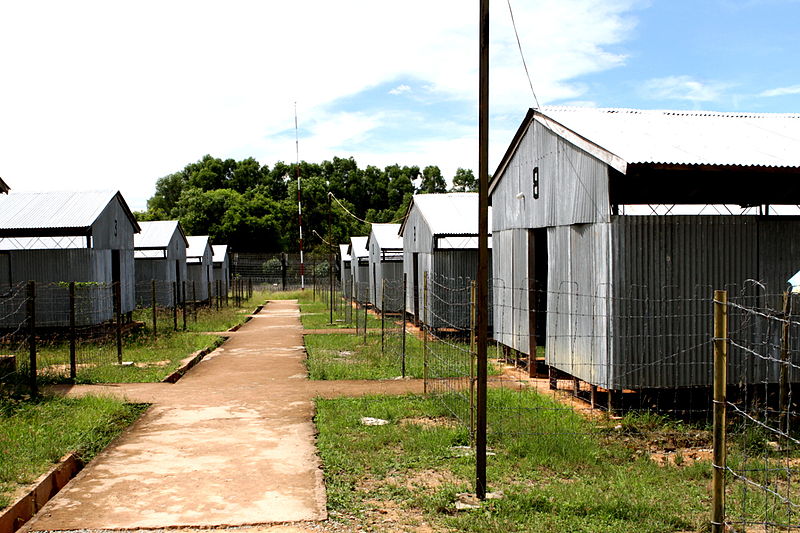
[25,300,328,531]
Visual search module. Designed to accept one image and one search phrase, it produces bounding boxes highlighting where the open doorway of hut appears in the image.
[412,252,420,322]
[528,228,547,353]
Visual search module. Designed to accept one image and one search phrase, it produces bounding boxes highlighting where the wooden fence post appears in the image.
[151,279,157,339]
[711,289,728,533]
[192,281,197,322]
[172,281,178,331]
[182,281,187,330]
[402,273,407,379]
[69,281,76,381]
[27,281,37,396]
[423,272,428,394]
[381,279,386,355]
[780,291,791,431]
[114,281,122,364]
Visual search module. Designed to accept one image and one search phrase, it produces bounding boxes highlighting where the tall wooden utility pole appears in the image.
[476,0,490,500]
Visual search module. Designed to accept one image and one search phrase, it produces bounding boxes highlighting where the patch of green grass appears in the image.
[305,333,425,380]
[300,299,383,330]
[305,331,501,381]
[34,332,224,384]
[315,390,712,532]
[0,395,146,509]
[13,295,266,385]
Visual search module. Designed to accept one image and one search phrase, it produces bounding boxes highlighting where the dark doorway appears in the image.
[111,250,121,285]
[528,229,548,349]
[372,263,377,309]
[412,253,420,321]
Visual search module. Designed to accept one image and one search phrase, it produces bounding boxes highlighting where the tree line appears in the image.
[136,155,477,253]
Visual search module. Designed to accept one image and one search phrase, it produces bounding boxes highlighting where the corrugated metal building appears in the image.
[490,107,800,389]
[0,190,140,326]
[367,223,403,312]
[339,244,351,298]
[186,235,214,301]
[348,236,369,304]
[134,220,188,307]
[399,193,492,330]
[212,245,230,294]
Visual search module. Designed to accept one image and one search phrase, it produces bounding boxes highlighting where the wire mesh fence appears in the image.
[723,289,800,531]
[231,252,335,291]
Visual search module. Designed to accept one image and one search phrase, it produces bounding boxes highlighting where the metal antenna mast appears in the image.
[295,102,305,290]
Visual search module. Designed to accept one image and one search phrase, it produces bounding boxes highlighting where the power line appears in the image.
[328,192,407,225]
[506,0,540,109]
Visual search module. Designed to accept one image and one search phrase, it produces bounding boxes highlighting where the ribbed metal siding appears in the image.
[492,229,530,353]
[491,119,611,233]
[0,249,114,327]
[544,224,612,387]
[611,216,761,389]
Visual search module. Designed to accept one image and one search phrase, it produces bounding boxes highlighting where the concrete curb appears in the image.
[0,454,83,533]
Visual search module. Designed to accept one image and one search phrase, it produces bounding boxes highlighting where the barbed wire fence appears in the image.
[722,288,800,531]
[378,273,800,531]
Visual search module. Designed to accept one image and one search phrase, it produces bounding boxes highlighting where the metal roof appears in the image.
[400,193,492,237]
[134,220,187,250]
[367,223,403,251]
[186,235,211,259]
[540,106,800,169]
[348,236,368,258]
[212,244,228,264]
[0,190,140,237]
[339,244,351,261]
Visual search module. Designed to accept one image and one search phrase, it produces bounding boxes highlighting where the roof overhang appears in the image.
[489,109,627,198]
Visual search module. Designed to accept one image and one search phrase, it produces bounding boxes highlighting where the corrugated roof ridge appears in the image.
[542,105,800,119]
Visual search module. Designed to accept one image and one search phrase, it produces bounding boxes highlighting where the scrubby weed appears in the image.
[315,390,712,532]
[0,395,146,509]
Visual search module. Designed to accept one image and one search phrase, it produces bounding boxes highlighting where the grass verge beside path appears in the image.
[315,391,710,532]
[0,395,146,509]
[31,293,266,384]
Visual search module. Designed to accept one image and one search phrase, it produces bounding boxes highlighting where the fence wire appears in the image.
[724,291,800,531]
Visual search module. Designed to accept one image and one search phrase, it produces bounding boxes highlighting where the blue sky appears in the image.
[0,0,799,209]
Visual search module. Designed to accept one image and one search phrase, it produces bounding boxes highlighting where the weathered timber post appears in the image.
[69,281,76,381]
[27,281,37,396]
[711,289,728,533]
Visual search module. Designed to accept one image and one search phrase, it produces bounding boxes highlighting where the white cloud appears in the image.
[759,85,800,97]
[640,76,727,102]
[0,0,640,209]
[389,85,411,96]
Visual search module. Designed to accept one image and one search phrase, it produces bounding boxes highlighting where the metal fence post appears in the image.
[208,281,212,309]
[114,281,122,364]
[364,295,368,344]
[69,281,76,381]
[402,273,407,378]
[151,279,157,339]
[712,289,728,533]
[423,271,428,395]
[27,281,37,396]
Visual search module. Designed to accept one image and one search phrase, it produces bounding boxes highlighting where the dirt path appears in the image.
[25,300,327,531]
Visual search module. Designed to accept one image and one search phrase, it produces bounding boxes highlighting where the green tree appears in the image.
[418,165,447,194]
[450,168,477,192]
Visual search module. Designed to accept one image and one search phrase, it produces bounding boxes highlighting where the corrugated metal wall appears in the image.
[608,215,798,389]
[187,245,213,301]
[491,119,611,233]
[544,224,612,387]
[0,249,115,327]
